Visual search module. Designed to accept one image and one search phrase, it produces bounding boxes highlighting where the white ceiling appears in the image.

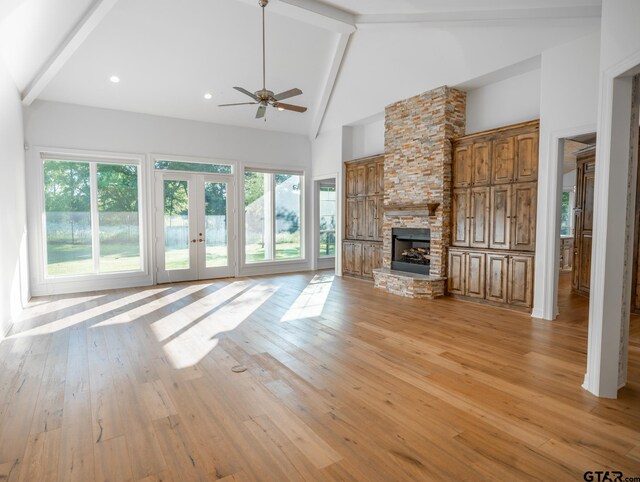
[1,0,603,138]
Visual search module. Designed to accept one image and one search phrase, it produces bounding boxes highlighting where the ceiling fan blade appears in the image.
[256,105,267,119]
[234,86,259,101]
[274,88,302,101]
[274,102,307,113]
[218,102,258,107]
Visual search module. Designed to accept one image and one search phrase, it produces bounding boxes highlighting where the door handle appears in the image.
[191,239,197,243]
[198,239,204,243]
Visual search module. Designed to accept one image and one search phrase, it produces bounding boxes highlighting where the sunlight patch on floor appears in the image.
[162,282,279,369]
[280,274,334,322]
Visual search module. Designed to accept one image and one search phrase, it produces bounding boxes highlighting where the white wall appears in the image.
[24,101,312,294]
[465,69,541,134]
[0,57,28,338]
[532,30,601,321]
[562,169,577,190]
[342,116,385,160]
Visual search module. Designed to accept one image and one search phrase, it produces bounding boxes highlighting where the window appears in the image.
[560,188,575,237]
[43,157,142,277]
[154,160,232,174]
[244,170,303,263]
[318,183,336,258]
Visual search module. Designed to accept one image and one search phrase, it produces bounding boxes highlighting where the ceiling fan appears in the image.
[219,0,307,119]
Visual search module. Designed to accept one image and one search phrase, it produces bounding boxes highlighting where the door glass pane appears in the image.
[205,182,228,267]
[163,180,190,270]
[44,160,93,276]
[319,184,336,258]
[245,171,272,262]
[275,174,302,259]
[97,164,141,272]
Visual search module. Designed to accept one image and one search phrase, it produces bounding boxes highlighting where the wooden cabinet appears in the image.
[492,137,515,184]
[511,182,537,252]
[472,141,492,186]
[508,254,534,308]
[452,188,470,247]
[489,185,511,250]
[453,145,472,188]
[450,120,539,310]
[486,253,508,303]
[469,187,490,248]
[344,155,384,279]
[560,237,573,271]
[572,148,595,296]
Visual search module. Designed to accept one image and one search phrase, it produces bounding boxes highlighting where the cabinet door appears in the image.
[515,133,539,182]
[486,253,508,303]
[465,252,486,298]
[472,141,492,186]
[492,137,515,184]
[365,196,377,241]
[366,163,377,196]
[448,250,466,295]
[508,255,534,308]
[355,198,366,240]
[362,243,382,279]
[452,189,470,247]
[346,198,357,239]
[346,166,357,197]
[511,182,537,252]
[453,145,472,188]
[376,160,384,194]
[376,196,384,241]
[469,187,490,248]
[343,242,362,276]
[490,185,511,250]
[356,165,366,196]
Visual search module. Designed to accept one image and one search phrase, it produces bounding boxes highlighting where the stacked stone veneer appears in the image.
[377,86,466,297]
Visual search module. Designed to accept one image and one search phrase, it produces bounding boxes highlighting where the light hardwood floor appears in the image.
[0,271,638,481]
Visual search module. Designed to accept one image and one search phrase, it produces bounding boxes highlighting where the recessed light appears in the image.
[277,107,284,111]
[109,75,120,83]
[204,92,213,100]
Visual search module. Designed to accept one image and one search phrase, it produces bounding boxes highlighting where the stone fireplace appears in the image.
[373,86,466,299]
[391,228,431,275]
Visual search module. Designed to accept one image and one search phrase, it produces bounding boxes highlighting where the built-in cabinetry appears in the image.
[343,155,384,280]
[448,120,539,310]
[572,147,595,297]
[560,237,573,271]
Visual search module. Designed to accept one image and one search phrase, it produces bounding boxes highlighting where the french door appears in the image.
[155,172,235,283]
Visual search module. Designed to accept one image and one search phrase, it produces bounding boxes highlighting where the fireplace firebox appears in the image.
[391,228,431,275]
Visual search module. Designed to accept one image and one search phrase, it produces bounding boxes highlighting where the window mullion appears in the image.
[271,173,276,260]
[90,163,100,273]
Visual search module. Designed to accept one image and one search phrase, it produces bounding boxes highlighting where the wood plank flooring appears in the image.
[0,270,639,481]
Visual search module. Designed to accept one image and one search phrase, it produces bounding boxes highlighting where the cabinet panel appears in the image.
[466,252,486,298]
[578,235,592,293]
[489,185,511,250]
[453,145,472,188]
[486,254,508,303]
[366,163,377,196]
[469,187,490,248]
[452,189,470,247]
[376,161,385,194]
[343,241,363,276]
[362,243,383,279]
[346,166,357,197]
[365,197,378,241]
[355,198,366,240]
[515,133,539,182]
[472,142,492,186]
[356,165,366,196]
[492,137,515,184]
[376,196,384,241]
[508,255,534,308]
[346,198,357,239]
[511,182,537,252]
[448,250,466,295]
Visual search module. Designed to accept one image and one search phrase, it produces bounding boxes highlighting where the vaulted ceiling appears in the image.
[0,0,602,138]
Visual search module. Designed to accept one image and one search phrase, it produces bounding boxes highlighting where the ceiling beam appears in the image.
[311,31,351,139]
[21,0,120,106]
[355,5,601,26]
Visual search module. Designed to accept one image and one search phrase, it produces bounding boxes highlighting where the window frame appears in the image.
[242,166,305,266]
[317,182,337,259]
[32,147,151,292]
[560,186,576,237]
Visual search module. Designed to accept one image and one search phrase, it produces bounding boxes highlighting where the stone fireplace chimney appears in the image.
[373,86,466,298]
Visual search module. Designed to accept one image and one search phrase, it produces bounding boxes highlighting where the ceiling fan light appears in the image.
[277,107,285,111]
